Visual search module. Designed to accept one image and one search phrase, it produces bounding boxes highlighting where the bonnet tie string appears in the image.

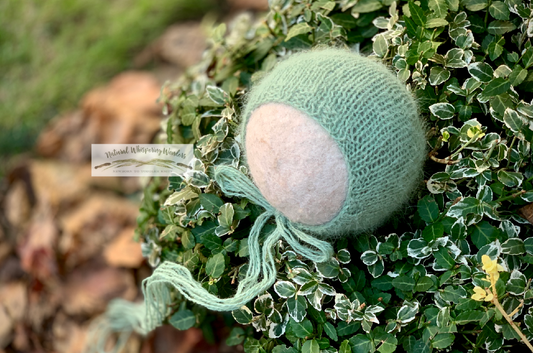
[142,165,334,325]
[85,165,335,353]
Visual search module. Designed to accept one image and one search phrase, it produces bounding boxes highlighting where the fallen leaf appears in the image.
[104,227,144,268]
[61,261,137,316]
[59,193,139,269]
[0,282,27,322]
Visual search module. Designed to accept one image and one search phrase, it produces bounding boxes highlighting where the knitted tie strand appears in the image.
[85,165,334,353]
[142,164,334,317]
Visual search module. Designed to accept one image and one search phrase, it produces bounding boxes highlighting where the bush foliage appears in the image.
[136,0,533,352]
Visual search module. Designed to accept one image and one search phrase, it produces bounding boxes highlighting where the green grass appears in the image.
[0,0,214,157]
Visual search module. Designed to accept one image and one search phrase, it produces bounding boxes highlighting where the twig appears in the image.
[429,153,461,165]
[490,286,533,351]
[509,299,524,318]
[429,131,483,165]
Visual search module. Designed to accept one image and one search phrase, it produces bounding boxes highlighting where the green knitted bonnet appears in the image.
[235,47,428,239]
[87,48,428,352]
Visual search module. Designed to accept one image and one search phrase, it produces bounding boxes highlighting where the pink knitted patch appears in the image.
[245,103,349,225]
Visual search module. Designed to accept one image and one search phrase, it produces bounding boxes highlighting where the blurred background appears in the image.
[0,0,267,352]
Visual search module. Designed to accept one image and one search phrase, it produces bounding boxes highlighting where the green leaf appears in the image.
[489,1,510,20]
[226,327,245,346]
[201,233,222,252]
[324,322,338,342]
[441,285,467,303]
[337,321,360,336]
[408,239,430,259]
[416,276,435,292]
[337,249,351,264]
[447,0,460,11]
[497,169,523,187]
[374,329,398,353]
[426,18,449,28]
[165,187,199,205]
[285,23,313,42]
[330,13,358,29]
[392,275,416,292]
[182,250,199,271]
[349,334,374,353]
[468,62,494,82]
[525,238,533,255]
[373,34,388,58]
[216,203,235,236]
[238,238,249,257]
[507,270,527,295]
[338,340,350,353]
[454,310,484,325]
[522,47,533,69]
[316,258,340,278]
[501,238,525,255]
[301,340,319,353]
[423,223,444,242]
[397,302,419,324]
[286,295,307,322]
[408,1,427,26]
[463,0,489,11]
[254,293,273,316]
[428,0,448,17]
[244,338,261,353]
[206,253,226,278]
[510,66,528,86]
[483,78,511,97]
[447,197,481,218]
[211,22,226,42]
[369,260,384,278]
[272,346,298,353]
[429,66,451,86]
[488,37,505,61]
[274,281,297,298]
[289,318,313,338]
[470,221,499,249]
[431,333,454,349]
[181,104,197,126]
[206,85,227,105]
[218,203,234,227]
[503,108,524,133]
[434,247,455,270]
[181,230,195,250]
[361,250,379,266]
[232,306,253,324]
[191,220,217,242]
[418,195,440,222]
[199,193,224,214]
[350,0,383,13]
[487,20,516,35]
[169,309,196,330]
[429,102,455,119]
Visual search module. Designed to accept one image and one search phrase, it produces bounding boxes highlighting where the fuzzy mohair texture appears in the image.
[239,47,429,240]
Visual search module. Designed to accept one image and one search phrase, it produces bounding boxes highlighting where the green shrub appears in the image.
[137,0,533,352]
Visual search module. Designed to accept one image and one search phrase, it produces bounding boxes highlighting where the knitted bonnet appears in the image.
[88,48,427,350]
[234,47,428,239]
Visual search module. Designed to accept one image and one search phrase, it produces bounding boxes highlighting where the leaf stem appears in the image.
[493,189,526,203]
[482,139,499,163]
[506,136,517,168]
[484,1,492,27]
